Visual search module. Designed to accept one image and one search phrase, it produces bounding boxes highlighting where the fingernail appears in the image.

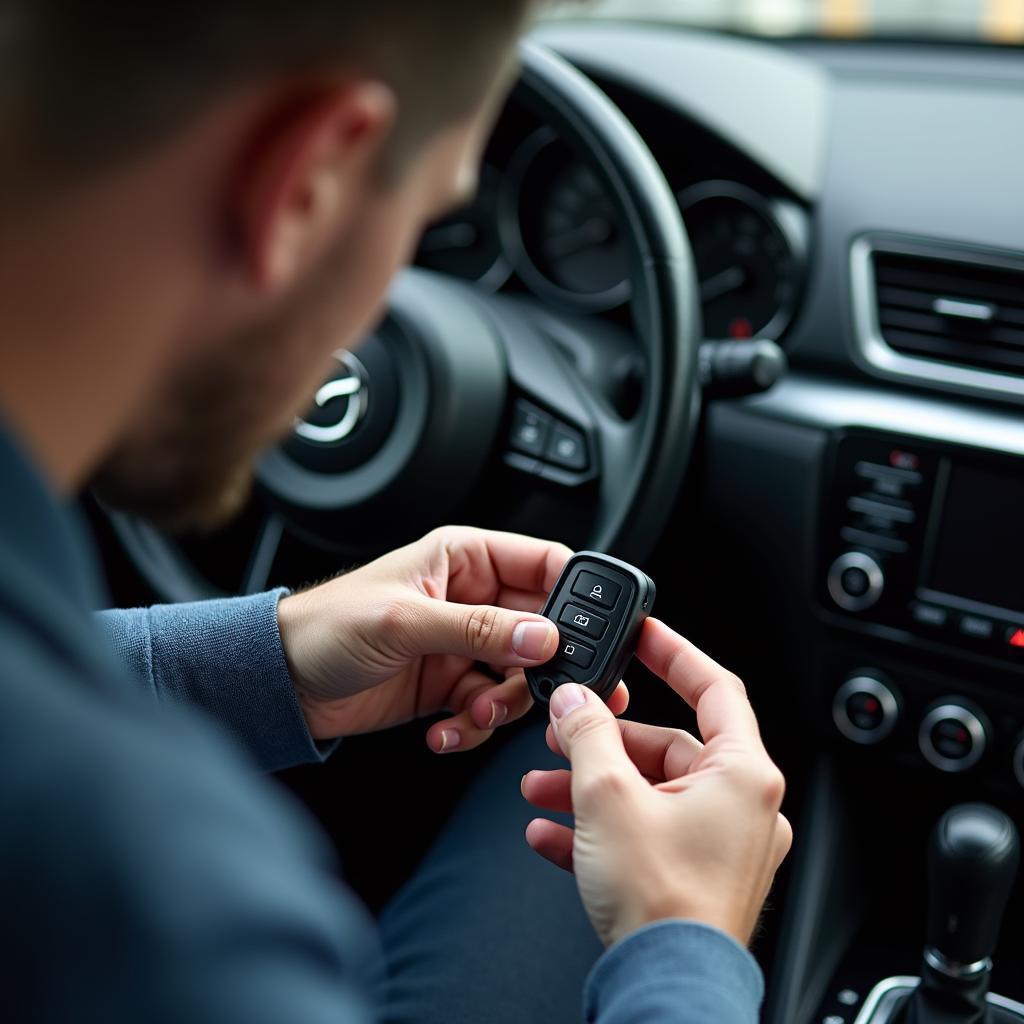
[550,683,587,721]
[512,620,555,660]
[520,773,529,798]
[437,728,461,753]
[488,702,509,729]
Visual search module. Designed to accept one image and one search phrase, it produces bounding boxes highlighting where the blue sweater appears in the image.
[0,423,763,1022]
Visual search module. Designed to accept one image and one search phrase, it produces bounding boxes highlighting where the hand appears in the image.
[521,618,791,949]
[277,526,629,753]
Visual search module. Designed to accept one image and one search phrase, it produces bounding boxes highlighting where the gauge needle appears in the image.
[699,265,747,304]
[419,222,479,252]
[542,216,614,260]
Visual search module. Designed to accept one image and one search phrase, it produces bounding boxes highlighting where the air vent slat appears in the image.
[871,249,1024,378]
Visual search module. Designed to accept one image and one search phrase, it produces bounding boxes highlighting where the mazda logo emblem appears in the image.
[294,351,369,444]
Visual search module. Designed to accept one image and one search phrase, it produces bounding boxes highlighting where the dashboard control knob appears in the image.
[919,703,988,773]
[827,551,884,612]
[833,674,900,744]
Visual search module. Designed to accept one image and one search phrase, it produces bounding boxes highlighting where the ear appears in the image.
[234,81,397,292]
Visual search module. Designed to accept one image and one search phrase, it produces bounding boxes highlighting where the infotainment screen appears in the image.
[926,463,1024,614]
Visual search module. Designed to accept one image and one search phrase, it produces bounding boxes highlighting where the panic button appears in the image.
[571,571,621,610]
[558,603,608,641]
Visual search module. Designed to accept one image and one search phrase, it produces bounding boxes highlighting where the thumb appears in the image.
[550,684,640,803]
[412,598,559,666]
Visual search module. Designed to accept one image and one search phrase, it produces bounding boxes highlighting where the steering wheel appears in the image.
[104,42,701,603]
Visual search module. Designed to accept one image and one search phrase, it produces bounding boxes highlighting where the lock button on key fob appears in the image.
[527,551,655,705]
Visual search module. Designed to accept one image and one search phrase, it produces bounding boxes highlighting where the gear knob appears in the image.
[927,803,1019,968]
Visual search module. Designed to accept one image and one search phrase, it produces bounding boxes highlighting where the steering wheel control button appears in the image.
[827,551,885,612]
[919,704,987,773]
[571,571,621,610]
[527,552,655,705]
[558,603,608,641]
[832,675,899,745]
[509,400,551,458]
[544,421,588,471]
[557,638,596,670]
[959,615,994,640]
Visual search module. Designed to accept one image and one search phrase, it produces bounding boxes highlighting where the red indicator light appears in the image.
[864,697,880,713]
[1009,628,1024,649]
[728,316,753,339]
[956,728,968,743]
[889,449,920,471]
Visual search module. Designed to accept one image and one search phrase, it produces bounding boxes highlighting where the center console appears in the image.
[818,432,1024,784]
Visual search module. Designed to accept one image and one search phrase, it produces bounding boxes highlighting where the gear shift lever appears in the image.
[899,804,1020,1024]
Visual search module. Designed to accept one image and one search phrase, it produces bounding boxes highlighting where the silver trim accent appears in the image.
[833,675,899,745]
[919,703,987,773]
[932,297,995,321]
[294,351,369,445]
[854,975,1024,1023]
[828,550,884,612]
[924,946,992,979]
[850,235,1024,404]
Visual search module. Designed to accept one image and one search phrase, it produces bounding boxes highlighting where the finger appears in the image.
[468,671,534,731]
[493,586,547,614]
[544,681,630,756]
[637,618,763,749]
[525,818,574,873]
[425,668,502,754]
[436,527,574,602]
[521,769,574,814]
[548,684,641,807]
[417,595,563,668]
[617,720,704,781]
[607,681,630,717]
[546,717,702,781]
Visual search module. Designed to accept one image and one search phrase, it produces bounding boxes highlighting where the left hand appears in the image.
[277,526,630,753]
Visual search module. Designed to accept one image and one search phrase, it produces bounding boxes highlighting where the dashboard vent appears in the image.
[872,250,1024,376]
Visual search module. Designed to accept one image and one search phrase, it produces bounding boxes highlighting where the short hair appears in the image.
[6,2,535,177]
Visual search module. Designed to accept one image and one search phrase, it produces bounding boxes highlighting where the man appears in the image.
[0,3,791,1021]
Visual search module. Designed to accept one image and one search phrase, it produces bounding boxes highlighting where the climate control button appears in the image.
[919,703,987,773]
[828,551,884,612]
[833,675,899,745]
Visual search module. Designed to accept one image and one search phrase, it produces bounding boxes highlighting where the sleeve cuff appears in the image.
[102,590,336,774]
[584,920,764,1024]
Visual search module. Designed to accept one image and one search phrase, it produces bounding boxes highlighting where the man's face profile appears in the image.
[93,105,494,534]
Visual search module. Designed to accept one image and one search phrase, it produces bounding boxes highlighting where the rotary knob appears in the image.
[833,674,900,745]
[827,551,884,612]
[919,703,988,773]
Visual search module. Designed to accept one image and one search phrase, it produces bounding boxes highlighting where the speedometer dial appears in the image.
[503,129,630,313]
[679,181,804,342]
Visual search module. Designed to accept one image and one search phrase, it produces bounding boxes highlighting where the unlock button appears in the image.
[558,603,609,641]
[572,571,621,611]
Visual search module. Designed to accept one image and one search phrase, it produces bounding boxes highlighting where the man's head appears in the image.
[0,3,533,529]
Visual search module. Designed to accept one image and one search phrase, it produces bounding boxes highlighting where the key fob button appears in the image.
[558,603,608,641]
[557,637,596,669]
[571,571,621,610]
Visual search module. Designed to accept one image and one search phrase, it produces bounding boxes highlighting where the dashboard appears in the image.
[453,25,1024,1020]
[415,87,810,342]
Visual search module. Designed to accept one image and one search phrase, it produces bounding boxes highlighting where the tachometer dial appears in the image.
[503,129,630,312]
[416,165,510,291]
[678,181,804,342]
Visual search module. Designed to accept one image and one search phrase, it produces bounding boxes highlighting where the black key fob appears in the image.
[526,551,655,705]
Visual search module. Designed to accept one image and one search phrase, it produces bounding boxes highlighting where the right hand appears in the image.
[522,618,791,949]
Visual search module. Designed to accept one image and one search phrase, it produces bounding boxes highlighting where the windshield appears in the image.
[547,0,1024,46]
